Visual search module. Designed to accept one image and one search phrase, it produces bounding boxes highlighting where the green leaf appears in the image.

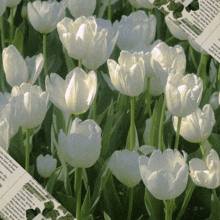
[136,215,143,220]
[64,48,75,72]
[199,83,213,109]
[103,211,111,220]
[208,133,220,156]
[12,21,25,54]
[81,188,91,219]
[53,105,66,135]
[206,192,220,220]
[144,188,164,220]
[148,95,164,148]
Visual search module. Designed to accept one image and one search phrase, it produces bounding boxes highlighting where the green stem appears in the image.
[158,96,166,151]
[43,34,48,76]
[127,187,134,220]
[75,167,83,220]
[217,63,220,91]
[129,96,135,151]
[164,200,173,220]
[165,36,175,44]
[0,16,5,48]
[78,59,82,68]
[108,0,111,21]
[65,114,72,135]
[148,8,153,16]
[146,77,152,117]
[25,129,30,172]
[197,53,208,91]
[212,188,217,197]
[174,117,182,150]
[189,45,198,70]
[176,180,195,220]
[9,7,14,44]
[62,159,72,196]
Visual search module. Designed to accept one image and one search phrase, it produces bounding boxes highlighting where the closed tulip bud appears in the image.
[188,36,208,54]
[37,154,57,178]
[210,92,220,110]
[68,0,96,18]
[82,18,119,70]
[27,0,66,34]
[0,119,9,151]
[109,150,141,188]
[3,45,44,87]
[46,67,97,115]
[107,50,146,96]
[11,83,49,129]
[0,0,6,16]
[6,0,21,8]
[57,16,97,60]
[139,149,189,200]
[189,149,220,189]
[173,104,215,143]
[113,10,156,50]
[165,73,203,117]
[58,118,102,168]
[165,15,188,40]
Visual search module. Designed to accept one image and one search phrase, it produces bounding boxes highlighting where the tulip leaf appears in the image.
[208,133,220,156]
[63,49,76,72]
[206,192,220,220]
[136,215,143,220]
[103,211,111,220]
[57,192,76,215]
[199,83,213,109]
[52,105,66,135]
[12,21,25,55]
[148,95,165,148]
[81,187,91,219]
[144,188,164,220]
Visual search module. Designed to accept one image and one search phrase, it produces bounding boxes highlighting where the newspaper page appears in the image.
[149,0,220,62]
[0,148,75,220]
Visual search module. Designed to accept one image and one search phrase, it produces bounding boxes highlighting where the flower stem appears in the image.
[62,159,72,196]
[108,0,111,21]
[25,128,30,172]
[0,16,5,48]
[43,34,48,76]
[216,62,220,91]
[65,114,72,135]
[129,96,135,151]
[197,53,208,91]
[146,77,152,117]
[212,188,217,197]
[75,167,83,220]
[164,200,174,220]
[127,187,134,220]
[158,96,166,151]
[78,59,82,68]
[174,117,182,150]
[189,45,198,70]
[9,7,14,44]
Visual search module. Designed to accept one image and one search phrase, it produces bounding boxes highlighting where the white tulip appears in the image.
[210,92,220,110]
[68,0,96,18]
[165,73,203,117]
[6,0,21,8]
[107,50,146,96]
[11,83,49,129]
[165,15,188,40]
[46,67,97,115]
[57,16,97,60]
[173,104,215,143]
[0,119,9,151]
[139,149,189,200]
[37,154,57,178]
[3,45,44,87]
[109,150,141,188]
[0,0,6,16]
[58,118,102,168]
[113,10,156,50]
[189,149,220,189]
[188,36,208,54]
[27,0,66,34]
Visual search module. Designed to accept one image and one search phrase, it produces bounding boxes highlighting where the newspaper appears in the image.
[149,0,220,62]
[0,148,75,220]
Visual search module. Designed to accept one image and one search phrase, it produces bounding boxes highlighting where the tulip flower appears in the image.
[165,15,188,40]
[173,104,215,143]
[82,18,118,70]
[0,0,6,16]
[11,83,49,129]
[109,150,141,188]
[46,67,97,115]
[113,10,156,50]
[0,92,19,138]
[37,154,57,178]
[3,45,44,87]
[58,118,102,168]
[210,92,220,110]
[188,36,208,54]
[139,149,189,200]
[165,73,203,117]
[6,0,21,8]
[68,0,96,18]
[107,50,146,96]
[0,119,9,152]
[27,0,66,34]
[189,149,220,189]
